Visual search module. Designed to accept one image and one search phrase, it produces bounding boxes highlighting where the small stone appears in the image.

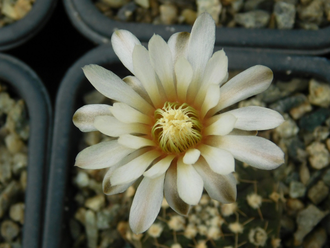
[1,220,20,241]
[274,1,296,29]
[85,194,105,211]
[0,181,21,218]
[5,133,25,153]
[298,21,319,30]
[313,126,330,141]
[14,0,32,19]
[289,96,312,120]
[134,0,149,8]
[0,149,12,184]
[99,229,120,248]
[277,78,309,94]
[299,162,310,185]
[297,0,323,25]
[239,97,265,107]
[117,2,137,22]
[289,181,306,198]
[74,171,89,188]
[197,0,222,24]
[235,10,270,28]
[285,136,305,162]
[244,0,272,11]
[327,138,330,151]
[281,215,295,232]
[257,84,287,104]
[294,205,328,245]
[307,180,329,205]
[85,210,98,248]
[0,243,11,248]
[286,198,304,212]
[303,227,327,248]
[299,108,330,132]
[180,9,197,25]
[159,4,178,25]
[12,152,27,175]
[306,142,329,170]
[101,0,129,8]
[75,208,87,225]
[9,203,25,224]
[20,170,27,190]
[69,219,82,240]
[0,92,15,115]
[308,79,330,108]
[275,114,299,139]
[270,93,309,114]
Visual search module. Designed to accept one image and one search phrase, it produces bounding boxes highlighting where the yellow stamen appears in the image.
[152,102,202,153]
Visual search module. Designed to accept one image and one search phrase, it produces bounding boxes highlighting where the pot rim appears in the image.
[64,0,330,55]
[0,53,52,248]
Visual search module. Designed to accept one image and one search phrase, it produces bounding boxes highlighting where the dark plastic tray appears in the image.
[64,0,330,55]
[0,53,52,248]
[0,0,57,51]
[42,44,330,248]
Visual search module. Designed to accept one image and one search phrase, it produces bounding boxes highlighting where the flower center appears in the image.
[152,102,202,153]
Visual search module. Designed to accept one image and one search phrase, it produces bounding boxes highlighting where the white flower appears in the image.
[73,13,285,234]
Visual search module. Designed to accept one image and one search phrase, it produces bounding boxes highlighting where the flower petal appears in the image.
[226,106,284,131]
[210,65,273,115]
[164,164,190,215]
[103,163,134,195]
[204,113,237,136]
[118,134,155,149]
[217,135,285,170]
[133,45,164,108]
[111,102,152,125]
[73,104,112,132]
[194,157,237,203]
[129,174,165,234]
[167,32,190,63]
[187,13,215,81]
[149,34,176,101]
[201,84,221,118]
[75,140,134,169]
[175,57,193,102]
[194,50,228,106]
[110,149,161,185]
[183,148,201,165]
[177,158,204,205]
[198,144,235,175]
[94,116,149,137]
[123,76,152,105]
[143,155,175,179]
[82,65,154,115]
[111,29,141,74]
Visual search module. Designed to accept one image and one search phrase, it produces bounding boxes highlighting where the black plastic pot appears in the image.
[42,43,330,248]
[0,0,57,51]
[64,0,330,55]
[0,54,52,247]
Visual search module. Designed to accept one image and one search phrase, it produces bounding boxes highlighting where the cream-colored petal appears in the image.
[143,155,175,179]
[227,106,284,131]
[149,34,176,101]
[94,116,149,137]
[204,113,237,136]
[73,104,112,132]
[194,50,228,106]
[110,102,152,125]
[103,163,135,195]
[218,135,284,170]
[209,65,273,116]
[199,144,235,175]
[175,57,193,102]
[129,174,165,234]
[177,158,204,205]
[183,148,201,165]
[110,149,161,185]
[118,134,155,149]
[194,157,237,203]
[102,150,145,195]
[164,164,190,215]
[201,84,221,118]
[132,45,164,108]
[75,140,134,169]
[123,76,152,105]
[82,65,154,115]
[167,32,190,63]
[187,13,215,76]
[111,29,141,74]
